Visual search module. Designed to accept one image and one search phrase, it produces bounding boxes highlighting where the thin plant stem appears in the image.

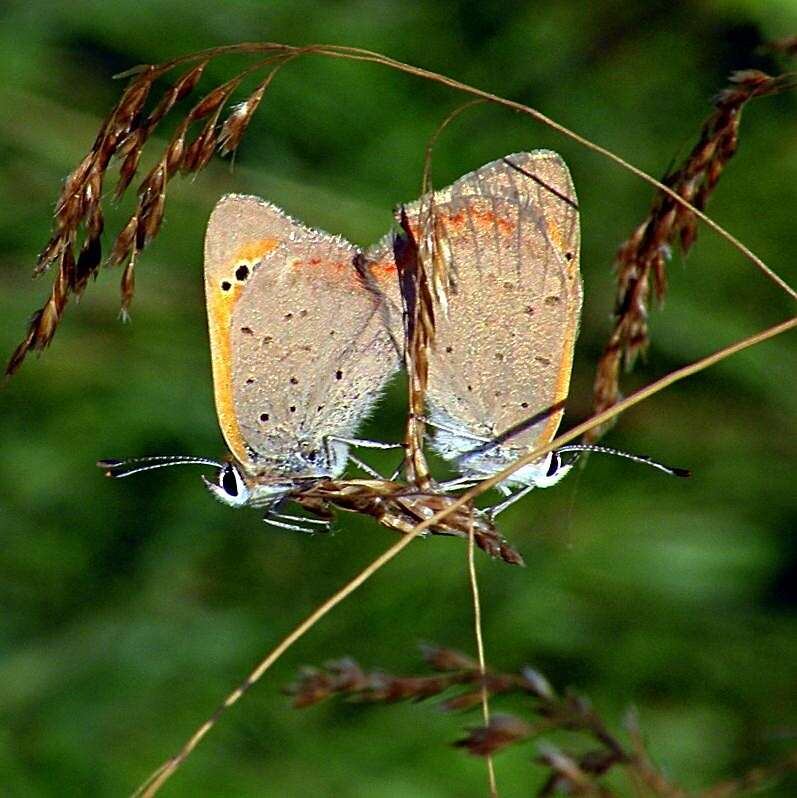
[467,511,498,797]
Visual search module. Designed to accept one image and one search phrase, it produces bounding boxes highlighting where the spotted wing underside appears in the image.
[204,194,402,477]
[400,151,582,456]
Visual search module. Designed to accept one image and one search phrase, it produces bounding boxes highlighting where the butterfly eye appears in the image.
[203,462,250,507]
[221,462,241,496]
[528,450,573,490]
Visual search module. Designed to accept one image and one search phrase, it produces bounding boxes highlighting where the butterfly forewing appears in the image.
[402,151,582,455]
[205,194,402,478]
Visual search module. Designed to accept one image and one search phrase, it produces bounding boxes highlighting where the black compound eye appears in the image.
[221,464,239,496]
[546,451,560,477]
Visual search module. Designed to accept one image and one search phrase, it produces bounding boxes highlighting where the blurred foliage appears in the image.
[0,1,795,796]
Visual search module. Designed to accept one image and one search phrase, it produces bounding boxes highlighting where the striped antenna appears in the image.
[98,455,224,479]
[556,444,690,477]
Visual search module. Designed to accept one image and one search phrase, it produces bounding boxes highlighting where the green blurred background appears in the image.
[1,1,795,795]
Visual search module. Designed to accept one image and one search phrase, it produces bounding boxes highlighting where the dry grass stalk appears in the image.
[287,645,797,797]
[587,69,796,442]
[464,508,499,798]
[395,208,435,490]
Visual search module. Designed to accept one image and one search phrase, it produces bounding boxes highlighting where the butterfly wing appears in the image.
[400,151,582,461]
[204,194,402,478]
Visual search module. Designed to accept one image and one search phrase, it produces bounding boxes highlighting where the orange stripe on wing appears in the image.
[539,282,580,447]
[369,257,398,277]
[233,239,281,264]
[442,208,517,234]
[206,238,279,469]
[290,254,398,285]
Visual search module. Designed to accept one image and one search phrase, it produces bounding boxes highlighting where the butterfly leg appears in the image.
[272,511,331,527]
[263,512,331,534]
[437,475,481,493]
[327,435,406,450]
[263,515,319,534]
[486,483,536,519]
[345,452,384,479]
[418,416,492,443]
[437,476,513,498]
[324,435,405,480]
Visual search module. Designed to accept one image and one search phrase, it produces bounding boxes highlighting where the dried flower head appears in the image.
[6,49,292,375]
[588,69,796,442]
[294,478,525,566]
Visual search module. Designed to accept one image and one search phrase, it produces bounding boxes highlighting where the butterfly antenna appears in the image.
[556,444,691,478]
[98,455,223,478]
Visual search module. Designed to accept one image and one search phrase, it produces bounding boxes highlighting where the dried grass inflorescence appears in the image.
[287,644,797,796]
[6,46,301,375]
[395,101,477,492]
[394,208,436,491]
[295,479,524,565]
[588,69,796,443]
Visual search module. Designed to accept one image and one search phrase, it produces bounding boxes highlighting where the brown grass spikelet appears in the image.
[536,745,606,796]
[143,60,208,132]
[218,78,271,157]
[285,656,458,708]
[111,215,139,267]
[139,190,166,249]
[112,77,153,141]
[294,478,525,565]
[587,68,796,443]
[5,321,39,378]
[135,164,166,247]
[456,714,534,756]
[286,658,369,708]
[120,257,136,320]
[520,666,556,701]
[395,207,435,490]
[33,234,67,278]
[6,245,76,375]
[186,76,242,124]
[114,131,145,199]
[164,122,189,176]
[288,646,797,794]
[6,50,300,375]
[34,298,60,351]
[74,234,102,296]
[419,643,478,672]
[181,115,220,174]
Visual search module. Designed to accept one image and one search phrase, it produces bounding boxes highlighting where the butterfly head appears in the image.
[98,455,296,511]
